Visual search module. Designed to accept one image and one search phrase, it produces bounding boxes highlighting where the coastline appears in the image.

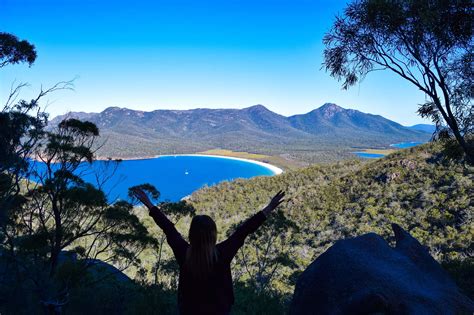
[177,154,283,175]
[352,141,427,159]
[97,153,284,175]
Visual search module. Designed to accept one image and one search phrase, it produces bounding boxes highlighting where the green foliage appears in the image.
[0,32,37,68]
[125,283,177,315]
[128,183,160,203]
[1,30,471,311]
[232,282,290,315]
[2,132,471,313]
[323,0,473,161]
[0,90,157,311]
[189,142,473,310]
[232,208,299,294]
[0,88,48,225]
[58,118,99,136]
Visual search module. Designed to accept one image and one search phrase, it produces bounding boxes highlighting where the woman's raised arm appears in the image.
[219,190,286,262]
[262,190,286,217]
[132,188,188,264]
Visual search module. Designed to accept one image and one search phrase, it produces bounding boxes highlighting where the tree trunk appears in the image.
[433,98,474,164]
[50,198,62,277]
[452,129,474,164]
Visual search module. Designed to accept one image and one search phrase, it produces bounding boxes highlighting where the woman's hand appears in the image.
[132,188,154,209]
[262,190,286,216]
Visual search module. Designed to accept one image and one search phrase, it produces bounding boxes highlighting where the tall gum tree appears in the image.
[323,0,473,162]
[0,32,157,311]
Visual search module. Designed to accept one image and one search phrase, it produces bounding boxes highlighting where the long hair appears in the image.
[184,215,218,279]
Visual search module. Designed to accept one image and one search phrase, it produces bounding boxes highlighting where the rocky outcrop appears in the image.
[290,224,474,315]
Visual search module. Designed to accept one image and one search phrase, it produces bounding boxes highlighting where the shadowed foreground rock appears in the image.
[290,224,474,315]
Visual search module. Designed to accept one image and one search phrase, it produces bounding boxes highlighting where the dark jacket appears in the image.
[149,206,267,315]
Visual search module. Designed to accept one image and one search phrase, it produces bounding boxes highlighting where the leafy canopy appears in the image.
[323,0,473,161]
[0,32,37,68]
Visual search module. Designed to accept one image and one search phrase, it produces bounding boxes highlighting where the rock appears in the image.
[400,159,417,170]
[58,251,132,284]
[290,224,474,315]
[375,172,400,183]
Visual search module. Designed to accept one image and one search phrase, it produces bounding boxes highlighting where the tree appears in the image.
[0,32,157,309]
[323,0,473,162]
[1,116,157,311]
[0,32,41,222]
[232,209,299,295]
[0,32,37,68]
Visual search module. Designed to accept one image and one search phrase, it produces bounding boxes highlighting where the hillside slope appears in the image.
[49,103,430,163]
[187,142,473,297]
[289,103,421,139]
[409,123,436,133]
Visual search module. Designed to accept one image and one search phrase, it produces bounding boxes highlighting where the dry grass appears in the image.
[358,148,396,155]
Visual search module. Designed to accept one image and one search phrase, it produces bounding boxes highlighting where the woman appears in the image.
[133,188,286,315]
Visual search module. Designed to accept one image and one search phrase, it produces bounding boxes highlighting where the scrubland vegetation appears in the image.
[2,137,472,314]
[1,0,472,311]
[188,142,473,304]
[91,141,473,314]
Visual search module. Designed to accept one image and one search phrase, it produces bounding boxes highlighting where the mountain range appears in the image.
[408,124,436,134]
[49,103,431,163]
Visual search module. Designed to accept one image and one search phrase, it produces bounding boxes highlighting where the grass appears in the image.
[199,149,269,160]
[360,148,396,155]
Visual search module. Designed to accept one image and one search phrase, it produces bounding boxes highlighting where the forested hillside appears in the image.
[2,128,471,314]
[185,142,473,308]
[111,141,472,313]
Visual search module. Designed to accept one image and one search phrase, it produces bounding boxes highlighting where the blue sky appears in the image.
[1,0,429,125]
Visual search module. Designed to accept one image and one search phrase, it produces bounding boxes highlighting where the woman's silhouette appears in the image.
[133,188,286,315]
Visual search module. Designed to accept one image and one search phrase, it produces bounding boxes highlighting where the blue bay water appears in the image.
[390,142,425,149]
[31,156,275,202]
[353,141,426,159]
[353,152,385,159]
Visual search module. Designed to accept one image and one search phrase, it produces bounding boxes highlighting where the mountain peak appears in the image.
[245,104,269,111]
[103,106,124,112]
[319,103,344,111]
[315,103,346,119]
